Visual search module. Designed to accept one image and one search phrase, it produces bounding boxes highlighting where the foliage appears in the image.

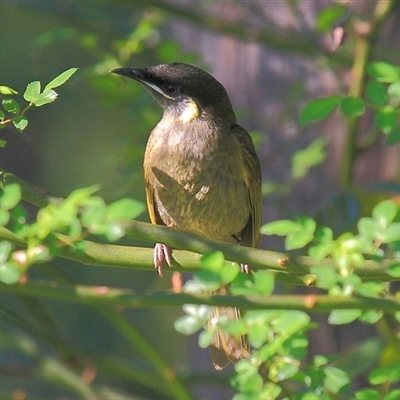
[299,61,400,146]
[0,68,77,143]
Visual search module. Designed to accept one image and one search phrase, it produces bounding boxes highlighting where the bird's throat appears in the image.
[179,98,200,123]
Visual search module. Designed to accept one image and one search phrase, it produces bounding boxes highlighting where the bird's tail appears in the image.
[210,302,250,370]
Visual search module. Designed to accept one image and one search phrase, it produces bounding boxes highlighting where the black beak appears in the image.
[109,68,145,82]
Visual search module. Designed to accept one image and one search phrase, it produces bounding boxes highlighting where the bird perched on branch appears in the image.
[111,62,262,370]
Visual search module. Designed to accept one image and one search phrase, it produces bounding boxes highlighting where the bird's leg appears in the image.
[154,243,174,277]
[231,235,250,274]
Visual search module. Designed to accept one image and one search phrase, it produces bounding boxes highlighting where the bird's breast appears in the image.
[144,121,250,242]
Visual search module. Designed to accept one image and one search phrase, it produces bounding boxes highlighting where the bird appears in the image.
[110,62,262,370]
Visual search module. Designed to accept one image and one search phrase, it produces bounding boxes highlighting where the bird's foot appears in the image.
[231,235,251,274]
[154,243,173,277]
[240,263,250,274]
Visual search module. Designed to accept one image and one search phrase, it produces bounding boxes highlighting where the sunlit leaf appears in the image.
[324,366,350,393]
[328,309,361,325]
[23,81,41,102]
[261,219,300,236]
[44,67,78,91]
[388,81,400,98]
[33,89,58,107]
[354,389,380,400]
[292,137,327,179]
[106,198,145,220]
[0,262,21,284]
[372,200,397,227]
[0,85,18,95]
[369,361,400,384]
[12,116,28,131]
[0,183,21,210]
[367,62,400,83]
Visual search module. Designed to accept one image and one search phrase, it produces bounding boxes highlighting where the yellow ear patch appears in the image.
[179,98,200,123]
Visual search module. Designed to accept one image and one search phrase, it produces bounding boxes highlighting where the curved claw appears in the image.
[154,243,173,277]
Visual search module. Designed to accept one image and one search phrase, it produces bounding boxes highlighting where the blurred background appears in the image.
[1,1,400,399]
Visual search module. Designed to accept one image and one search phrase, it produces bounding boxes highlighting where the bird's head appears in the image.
[110,62,236,124]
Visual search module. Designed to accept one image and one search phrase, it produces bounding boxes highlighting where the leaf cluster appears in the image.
[300,62,400,146]
[0,68,77,145]
[0,183,144,284]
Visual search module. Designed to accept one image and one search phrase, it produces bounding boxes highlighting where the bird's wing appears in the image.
[145,178,164,226]
[231,123,263,248]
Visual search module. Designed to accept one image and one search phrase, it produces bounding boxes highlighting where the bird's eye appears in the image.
[166,85,179,95]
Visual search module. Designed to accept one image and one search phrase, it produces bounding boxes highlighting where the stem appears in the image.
[2,281,400,314]
[340,0,398,188]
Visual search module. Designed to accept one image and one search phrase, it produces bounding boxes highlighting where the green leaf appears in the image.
[44,67,78,91]
[231,273,256,296]
[340,97,366,117]
[273,311,310,334]
[386,126,400,145]
[324,366,350,394]
[372,200,397,227]
[23,81,41,102]
[315,5,348,33]
[248,321,270,348]
[0,183,21,210]
[33,89,58,107]
[328,309,361,325]
[0,262,21,284]
[367,62,400,83]
[311,266,338,289]
[358,217,378,240]
[0,241,12,264]
[106,198,145,220]
[299,96,342,126]
[375,107,398,133]
[359,310,383,324]
[388,81,400,98]
[354,389,380,400]
[386,390,400,400]
[369,361,400,384]
[174,315,204,335]
[253,271,274,296]
[220,263,240,285]
[286,230,314,250]
[271,360,299,381]
[0,209,9,226]
[12,116,28,131]
[0,85,18,95]
[381,223,400,243]
[366,81,389,106]
[291,137,327,179]
[200,251,225,271]
[198,330,214,348]
[0,139,6,147]
[2,99,20,114]
[261,219,300,236]
[388,263,400,277]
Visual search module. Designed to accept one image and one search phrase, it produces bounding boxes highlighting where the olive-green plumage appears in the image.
[111,62,262,370]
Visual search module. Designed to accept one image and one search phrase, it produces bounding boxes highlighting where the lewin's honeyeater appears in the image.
[111,62,262,370]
